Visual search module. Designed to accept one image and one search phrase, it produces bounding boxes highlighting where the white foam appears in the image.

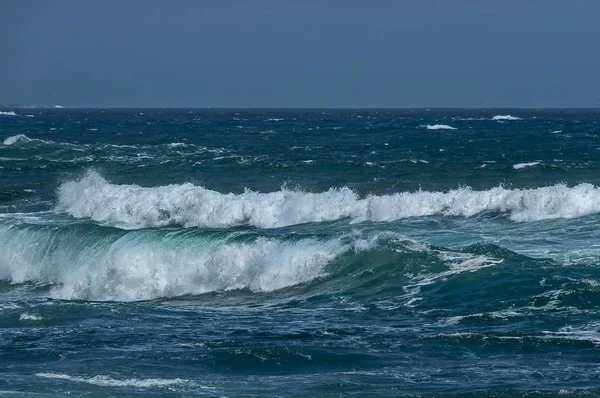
[36,373,186,387]
[424,124,456,130]
[492,115,521,121]
[57,171,600,229]
[19,312,42,321]
[54,105,64,109]
[3,134,31,145]
[0,111,17,116]
[167,142,188,148]
[513,161,540,170]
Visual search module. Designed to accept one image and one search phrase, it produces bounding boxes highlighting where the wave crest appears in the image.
[492,115,521,121]
[57,171,600,229]
[424,124,456,130]
[2,134,52,146]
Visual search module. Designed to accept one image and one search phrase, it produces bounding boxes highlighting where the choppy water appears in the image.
[1,108,600,397]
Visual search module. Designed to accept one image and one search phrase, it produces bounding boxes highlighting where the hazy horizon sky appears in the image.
[2,1,600,108]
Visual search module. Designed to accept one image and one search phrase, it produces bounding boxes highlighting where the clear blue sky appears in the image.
[2,0,599,108]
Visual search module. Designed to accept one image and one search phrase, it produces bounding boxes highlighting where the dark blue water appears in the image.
[1,108,600,397]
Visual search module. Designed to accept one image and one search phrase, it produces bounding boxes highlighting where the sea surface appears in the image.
[1,108,600,397]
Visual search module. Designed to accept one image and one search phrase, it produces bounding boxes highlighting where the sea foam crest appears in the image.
[513,162,540,170]
[492,115,521,121]
[0,111,17,116]
[424,124,456,130]
[2,134,53,146]
[2,134,33,146]
[57,171,600,229]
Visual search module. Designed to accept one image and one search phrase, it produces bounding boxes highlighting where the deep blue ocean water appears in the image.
[1,108,600,397]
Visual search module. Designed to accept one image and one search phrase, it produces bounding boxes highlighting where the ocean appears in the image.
[1,108,600,397]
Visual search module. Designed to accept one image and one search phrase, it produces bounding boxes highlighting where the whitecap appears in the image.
[19,313,42,321]
[3,134,32,145]
[513,161,540,170]
[424,124,456,130]
[54,170,600,229]
[0,111,17,116]
[492,115,521,121]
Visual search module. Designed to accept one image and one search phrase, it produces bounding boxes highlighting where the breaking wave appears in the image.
[57,171,600,229]
[0,220,353,301]
[0,219,503,302]
[513,162,541,170]
[492,115,521,121]
[2,134,52,146]
[424,124,456,130]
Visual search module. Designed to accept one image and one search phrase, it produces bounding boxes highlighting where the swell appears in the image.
[57,170,600,229]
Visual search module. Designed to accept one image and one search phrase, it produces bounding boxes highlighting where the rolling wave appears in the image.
[0,220,503,302]
[57,171,600,229]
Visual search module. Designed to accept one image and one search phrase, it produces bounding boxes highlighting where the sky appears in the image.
[2,0,600,108]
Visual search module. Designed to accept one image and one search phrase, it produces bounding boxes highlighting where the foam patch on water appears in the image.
[57,171,600,229]
[492,115,521,121]
[513,161,541,170]
[19,312,42,321]
[424,124,456,130]
[36,373,187,387]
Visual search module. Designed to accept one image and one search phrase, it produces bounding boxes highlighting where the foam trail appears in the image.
[492,115,521,121]
[57,171,600,229]
[36,373,186,388]
[424,124,456,130]
[0,221,353,301]
[513,162,540,170]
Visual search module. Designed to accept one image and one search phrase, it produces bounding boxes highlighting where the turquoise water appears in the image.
[1,108,600,396]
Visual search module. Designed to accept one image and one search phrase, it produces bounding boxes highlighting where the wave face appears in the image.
[56,171,600,228]
[0,220,360,301]
[0,218,510,303]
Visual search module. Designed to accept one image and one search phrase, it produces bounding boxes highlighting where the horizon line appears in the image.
[2,105,600,110]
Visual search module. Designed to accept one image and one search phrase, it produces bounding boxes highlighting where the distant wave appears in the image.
[56,171,600,229]
[2,134,52,146]
[36,373,186,388]
[492,115,521,121]
[0,111,17,116]
[513,162,540,170]
[424,124,456,130]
